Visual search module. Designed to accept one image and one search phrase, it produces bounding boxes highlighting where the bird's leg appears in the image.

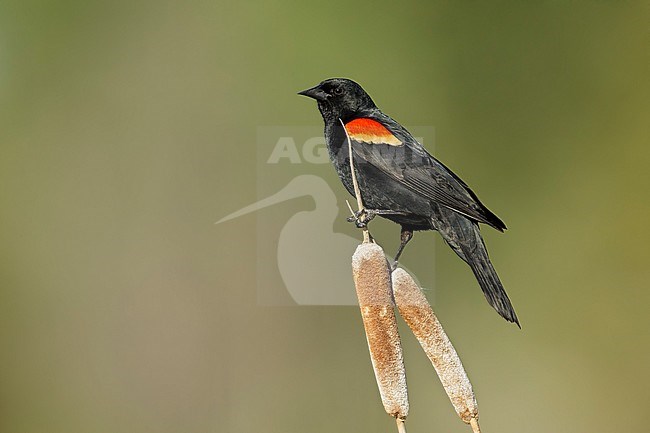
[392,228,413,269]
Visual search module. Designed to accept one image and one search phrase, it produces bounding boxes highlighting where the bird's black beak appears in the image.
[298,85,328,102]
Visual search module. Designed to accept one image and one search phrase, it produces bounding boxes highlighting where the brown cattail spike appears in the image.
[392,267,479,425]
[352,243,409,419]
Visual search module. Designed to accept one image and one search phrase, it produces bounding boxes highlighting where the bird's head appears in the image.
[298,78,376,122]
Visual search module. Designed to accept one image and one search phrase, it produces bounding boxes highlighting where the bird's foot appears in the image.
[346,208,407,228]
[346,208,378,228]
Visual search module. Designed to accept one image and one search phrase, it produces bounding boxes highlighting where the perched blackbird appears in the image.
[299,78,519,326]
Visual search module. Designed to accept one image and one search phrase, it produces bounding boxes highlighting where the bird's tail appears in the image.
[431,206,520,327]
[465,236,520,327]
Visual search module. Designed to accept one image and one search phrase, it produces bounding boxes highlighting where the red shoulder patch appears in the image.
[345,118,402,146]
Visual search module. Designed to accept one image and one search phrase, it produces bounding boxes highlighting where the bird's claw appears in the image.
[346,209,377,228]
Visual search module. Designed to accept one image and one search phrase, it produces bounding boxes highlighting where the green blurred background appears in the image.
[1,1,648,432]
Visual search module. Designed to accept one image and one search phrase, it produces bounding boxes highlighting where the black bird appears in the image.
[298,78,519,326]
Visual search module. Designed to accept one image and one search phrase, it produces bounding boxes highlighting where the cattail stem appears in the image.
[345,116,409,430]
[396,417,408,433]
[340,117,370,243]
[470,417,482,433]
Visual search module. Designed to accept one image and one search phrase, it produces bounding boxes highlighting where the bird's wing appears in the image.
[344,115,506,231]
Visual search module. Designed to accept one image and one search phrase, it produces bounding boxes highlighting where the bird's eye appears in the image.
[333,87,343,95]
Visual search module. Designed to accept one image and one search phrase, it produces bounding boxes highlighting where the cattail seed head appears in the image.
[352,243,409,419]
[392,267,479,424]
